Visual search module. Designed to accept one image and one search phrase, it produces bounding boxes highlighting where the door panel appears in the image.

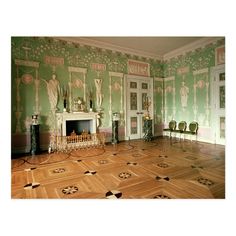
[126,76,153,139]
[130,116,138,135]
[216,72,225,144]
[211,65,225,145]
[127,79,142,139]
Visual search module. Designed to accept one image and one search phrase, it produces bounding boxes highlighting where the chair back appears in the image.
[169,120,177,131]
[178,121,187,132]
[189,122,198,134]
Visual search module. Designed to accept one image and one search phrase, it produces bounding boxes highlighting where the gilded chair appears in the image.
[184,121,198,141]
[163,120,177,138]
[174,121,187,140]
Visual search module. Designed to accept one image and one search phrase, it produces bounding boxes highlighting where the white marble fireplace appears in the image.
[55,112,99,136]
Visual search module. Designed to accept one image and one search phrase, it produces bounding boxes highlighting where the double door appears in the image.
[211,65,225,145]
[126,76,153,140]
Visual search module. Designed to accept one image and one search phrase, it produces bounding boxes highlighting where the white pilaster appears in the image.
[68,66,88,112]
[34,69,40,114]
[108,72,124,126]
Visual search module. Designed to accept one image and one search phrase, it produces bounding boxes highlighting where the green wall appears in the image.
[162,38,225,130]
[11,37,163,151]
[11,37,225,152]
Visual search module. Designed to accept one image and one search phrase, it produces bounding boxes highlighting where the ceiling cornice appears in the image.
[163,37,224,61]
[57,37,163,60]
[56,36,224,62]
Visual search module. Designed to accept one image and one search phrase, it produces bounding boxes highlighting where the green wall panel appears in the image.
[163,38,225,127]
[11,37,162,135]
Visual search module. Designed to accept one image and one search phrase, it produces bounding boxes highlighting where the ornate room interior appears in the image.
[11,36,225,199]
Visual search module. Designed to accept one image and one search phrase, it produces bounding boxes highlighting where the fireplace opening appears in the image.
[66,120,92,136]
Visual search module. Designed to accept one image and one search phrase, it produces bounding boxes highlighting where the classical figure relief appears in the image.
[155,86,163,94]
[21,74,33,84]
[42,73,60,111]
[165,85,173,94]
[72,79,84,89]
[112,81,121,91]
[196,79,205,89]
[180,81,189,108]
[95,79,103,110]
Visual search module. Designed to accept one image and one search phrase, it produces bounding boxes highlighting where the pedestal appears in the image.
[30,124,40,155]
[143,119,153,141]
[112,120,119,144]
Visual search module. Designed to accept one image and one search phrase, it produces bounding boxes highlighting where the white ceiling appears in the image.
[60,36,222,60]
[87,36,202,56]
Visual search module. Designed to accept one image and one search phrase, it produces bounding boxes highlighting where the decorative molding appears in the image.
[164,76,175,82]
[68,66,87,111]
[173,79,176,117]
[109,74,112,125]
[69,72,72,112]
[193,68,209,125]
[57,37,162,60]
[83,73,86,102]
[154,78,164,82]
[164,76,175,122]
[34,69,40,114]
[108,71,124,125]
[177,66,189,75]
[193,74,197,121]
[21,74,33,84]
[154,77,164,124]
[193,68,209,75]
[127,59,150,77]
[164,37,224,61]
[68,66,87,73]
[15,59,39,68]
[124,74,150,80]
[44,56,64,65]
[71,79,84,89]
[91,63,106,71]
[120,74,124,124]
[205,76,210,127]
[109,72,123,77]
[14,59,40,133]
[215,46,225,65]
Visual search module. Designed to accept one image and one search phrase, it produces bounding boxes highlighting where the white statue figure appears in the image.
[42,73,60,111]
[95,78,103,110]
[96,114,101,127]
[180,81,189,108]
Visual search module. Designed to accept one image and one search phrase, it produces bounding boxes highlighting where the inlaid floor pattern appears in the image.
[12,138,225,199]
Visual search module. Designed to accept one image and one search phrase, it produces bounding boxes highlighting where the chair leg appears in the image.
[170,132,173,145]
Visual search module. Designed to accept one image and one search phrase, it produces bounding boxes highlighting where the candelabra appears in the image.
[61,86,68,112]
[144,97,151,119]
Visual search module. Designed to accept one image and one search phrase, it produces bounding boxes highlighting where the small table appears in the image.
[143,119,153,141]
[30,124,40,155]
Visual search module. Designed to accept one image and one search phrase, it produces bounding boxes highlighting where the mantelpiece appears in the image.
[55,112,99,136]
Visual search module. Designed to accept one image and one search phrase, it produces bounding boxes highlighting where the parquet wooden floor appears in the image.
[11,137,225,199]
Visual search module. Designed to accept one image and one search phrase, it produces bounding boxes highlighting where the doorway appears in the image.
[124,75,153,140]
[211,64,225,145]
